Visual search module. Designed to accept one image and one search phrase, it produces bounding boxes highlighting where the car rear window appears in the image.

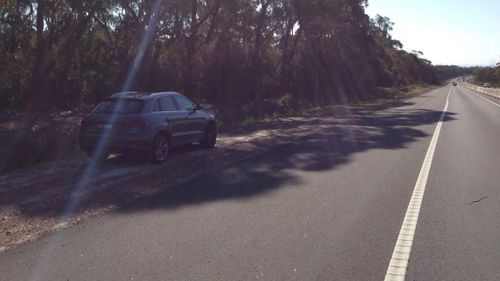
[92,99,144,114]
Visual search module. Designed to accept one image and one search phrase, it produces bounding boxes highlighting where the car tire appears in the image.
[200,123,217,148]
[151,133,169,163]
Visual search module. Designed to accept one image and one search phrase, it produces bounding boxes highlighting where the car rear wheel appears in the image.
[200,123,217,148]
[151,133,169,163]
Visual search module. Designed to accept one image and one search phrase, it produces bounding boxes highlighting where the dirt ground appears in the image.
[0,111,355,252]
[0,85,437,252]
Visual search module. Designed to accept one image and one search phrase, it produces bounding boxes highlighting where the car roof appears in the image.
[110,91,180,99]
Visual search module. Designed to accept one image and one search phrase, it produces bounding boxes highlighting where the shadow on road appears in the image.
[119,107,457,214]
[0,103,457,220]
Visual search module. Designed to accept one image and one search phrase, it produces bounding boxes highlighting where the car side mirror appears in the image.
[195,104,203,111]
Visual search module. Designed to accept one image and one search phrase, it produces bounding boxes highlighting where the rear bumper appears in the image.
[79,133,151,152]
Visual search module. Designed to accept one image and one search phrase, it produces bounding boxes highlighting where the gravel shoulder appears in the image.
[0,85,437,252]
[0,113,350,252]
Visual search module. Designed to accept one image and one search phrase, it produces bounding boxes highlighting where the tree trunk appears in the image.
[32,0,45,98]
[184,0,199,97]
[250,0,270,100]
[55,1,101,108]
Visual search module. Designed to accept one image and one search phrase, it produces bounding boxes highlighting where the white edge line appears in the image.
[383,86,452,281]
[466,88,500,108]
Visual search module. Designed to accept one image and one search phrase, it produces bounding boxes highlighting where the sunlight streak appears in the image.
[29,1,164,279]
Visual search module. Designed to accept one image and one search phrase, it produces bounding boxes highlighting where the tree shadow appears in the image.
[119,108,456,214]
[102,143,205,167]
[0,104,457,220]
[0,143,214,216]
[220,100,417,137]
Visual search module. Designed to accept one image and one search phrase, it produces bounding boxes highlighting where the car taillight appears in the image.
[119,119,146,134]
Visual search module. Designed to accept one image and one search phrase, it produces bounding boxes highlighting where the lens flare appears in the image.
[29,1,163,279]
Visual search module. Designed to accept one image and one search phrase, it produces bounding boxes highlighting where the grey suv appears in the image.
[79,91,217,163]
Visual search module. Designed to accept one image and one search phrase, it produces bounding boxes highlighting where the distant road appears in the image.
[1,84,500,280]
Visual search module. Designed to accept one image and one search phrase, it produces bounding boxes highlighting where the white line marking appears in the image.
[384,87,452,281]
[468,90,500,108]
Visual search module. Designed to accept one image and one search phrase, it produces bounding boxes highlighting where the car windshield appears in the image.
[92,99,144,114]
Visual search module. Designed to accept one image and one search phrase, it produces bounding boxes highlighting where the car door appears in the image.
[173,95,206,142]
[150,97,168,138]
[159,96,189,145]
[150,96,184,145]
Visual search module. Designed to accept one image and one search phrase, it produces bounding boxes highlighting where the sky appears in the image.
[365,0,500,66]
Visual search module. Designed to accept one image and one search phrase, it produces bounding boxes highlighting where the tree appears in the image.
[0,0,467,120]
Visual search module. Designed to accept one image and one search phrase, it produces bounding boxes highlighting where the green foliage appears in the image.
[473,67,500,87]
[433,65,472,81]
[0,0,472,120]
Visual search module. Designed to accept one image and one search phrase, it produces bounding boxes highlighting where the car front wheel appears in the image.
[151,133,169,163]
[201,123,217,148]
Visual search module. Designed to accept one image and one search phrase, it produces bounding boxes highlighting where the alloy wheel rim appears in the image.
[155,137,168,161]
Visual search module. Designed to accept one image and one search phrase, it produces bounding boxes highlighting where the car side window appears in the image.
[174,95,195,110]
[160,96,177,111]
[152,99,162,112]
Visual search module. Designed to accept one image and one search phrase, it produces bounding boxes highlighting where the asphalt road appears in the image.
[1,84,499,280]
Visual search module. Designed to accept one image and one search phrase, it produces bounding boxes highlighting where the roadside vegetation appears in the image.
[1,1,471,115]
[472,65,500,87]
[1,0,471,171]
